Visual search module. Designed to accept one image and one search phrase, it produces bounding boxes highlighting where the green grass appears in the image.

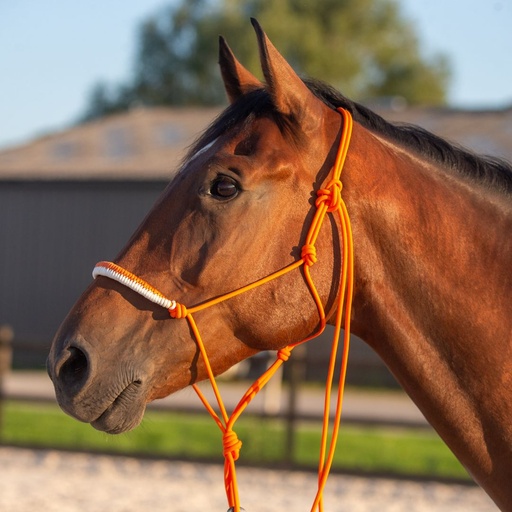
[0,400,469,480]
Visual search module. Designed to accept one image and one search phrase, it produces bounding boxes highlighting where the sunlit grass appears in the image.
[1,400,469,480]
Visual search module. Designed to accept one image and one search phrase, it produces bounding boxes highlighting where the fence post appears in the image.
[0,325,14,439]
[284,344,306,466]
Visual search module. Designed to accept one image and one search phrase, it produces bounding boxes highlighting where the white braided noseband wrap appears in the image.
[92,263,176,310]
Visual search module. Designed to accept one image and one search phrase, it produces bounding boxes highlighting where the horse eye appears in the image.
[210,176,239,200]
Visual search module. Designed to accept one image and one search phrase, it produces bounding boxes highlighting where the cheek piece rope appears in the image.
[92,108,354,512]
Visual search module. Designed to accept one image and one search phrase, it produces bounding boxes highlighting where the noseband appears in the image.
[92,108,354,512]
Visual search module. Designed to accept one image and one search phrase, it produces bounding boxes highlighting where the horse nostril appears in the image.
[59,346,89,389]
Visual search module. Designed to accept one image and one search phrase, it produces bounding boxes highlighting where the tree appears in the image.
[80,83,134,123]
[79,0,450,121]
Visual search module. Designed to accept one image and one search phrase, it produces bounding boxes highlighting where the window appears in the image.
[104,127,134,159]
[156,123,185,147]
[51,140,80,161]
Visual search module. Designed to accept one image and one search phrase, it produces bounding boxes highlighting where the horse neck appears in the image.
[344,124,512,507]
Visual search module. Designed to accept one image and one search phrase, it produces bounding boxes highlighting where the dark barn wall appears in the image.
[0,180,166,366]
[0,179,395,385]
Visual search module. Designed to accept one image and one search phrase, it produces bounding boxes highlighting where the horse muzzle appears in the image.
[47,334,148,434]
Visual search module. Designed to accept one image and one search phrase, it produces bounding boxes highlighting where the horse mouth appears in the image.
[90,381,146,434]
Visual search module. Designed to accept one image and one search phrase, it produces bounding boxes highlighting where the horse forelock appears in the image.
[179,88,312,177]
[181,89,276,167]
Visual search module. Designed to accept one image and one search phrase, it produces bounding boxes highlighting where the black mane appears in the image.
[187,80,512,196]
[306,79,512,196]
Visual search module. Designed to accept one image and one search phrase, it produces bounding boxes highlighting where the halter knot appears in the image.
[169,303,188,319]
[277,347,292,362]
[301,244,317,267]
[223,430,242,461]
[316,178,343,212]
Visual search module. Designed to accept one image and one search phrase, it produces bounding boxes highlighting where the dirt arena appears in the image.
[0,446,497,511]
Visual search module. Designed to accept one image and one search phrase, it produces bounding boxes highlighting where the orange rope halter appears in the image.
[92,107,354,512]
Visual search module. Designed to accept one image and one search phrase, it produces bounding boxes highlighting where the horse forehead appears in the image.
[180,118,295,182]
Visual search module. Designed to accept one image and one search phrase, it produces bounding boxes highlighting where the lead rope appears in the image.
[92,108,354,512]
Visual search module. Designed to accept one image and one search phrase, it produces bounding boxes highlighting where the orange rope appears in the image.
[93,108,354,512]
[171,108,354,511]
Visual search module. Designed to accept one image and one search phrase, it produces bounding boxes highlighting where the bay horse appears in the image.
[47,19,512,510]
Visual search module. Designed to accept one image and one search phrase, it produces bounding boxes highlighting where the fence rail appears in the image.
[0,333,429,433]
[0,327,430,449]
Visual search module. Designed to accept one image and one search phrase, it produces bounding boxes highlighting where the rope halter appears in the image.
[92,108,354,512]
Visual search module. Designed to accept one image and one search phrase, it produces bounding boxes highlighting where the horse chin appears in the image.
[89,382,147,434]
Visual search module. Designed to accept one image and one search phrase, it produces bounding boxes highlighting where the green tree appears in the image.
[80,0,450,121]
[80,83,134,123]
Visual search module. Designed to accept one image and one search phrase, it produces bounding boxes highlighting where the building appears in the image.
[0,107,219,367]
[1,104,510,383]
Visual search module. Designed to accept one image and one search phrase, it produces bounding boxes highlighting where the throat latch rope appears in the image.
[92,108,354,512]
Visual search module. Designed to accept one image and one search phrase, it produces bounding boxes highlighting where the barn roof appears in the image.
[0,104,511,180]
[0,107,221,180]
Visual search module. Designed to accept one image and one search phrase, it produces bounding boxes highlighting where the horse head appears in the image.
[47,20,347,434]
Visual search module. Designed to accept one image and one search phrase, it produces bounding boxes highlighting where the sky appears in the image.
[0,0,511,150]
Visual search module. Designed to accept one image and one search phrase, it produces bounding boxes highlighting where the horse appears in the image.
[47,19,512,511]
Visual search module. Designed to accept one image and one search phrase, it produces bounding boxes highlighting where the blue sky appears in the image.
[1,0,511,149]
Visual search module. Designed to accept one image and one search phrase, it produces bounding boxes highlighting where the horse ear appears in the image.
[219,36,263,103]
[251,18,322,131]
